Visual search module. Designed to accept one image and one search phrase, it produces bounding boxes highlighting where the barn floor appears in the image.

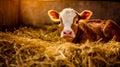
[0,24,120,67]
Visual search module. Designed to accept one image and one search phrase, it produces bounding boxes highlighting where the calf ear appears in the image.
[80,10,93,19]
[48,10,60,22]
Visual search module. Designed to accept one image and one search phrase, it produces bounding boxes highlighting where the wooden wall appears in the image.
[0,0,20,30]
[0,0,120,29]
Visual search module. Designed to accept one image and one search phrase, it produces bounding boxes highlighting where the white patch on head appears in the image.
[60,8,77,27]
[59,8,77,38]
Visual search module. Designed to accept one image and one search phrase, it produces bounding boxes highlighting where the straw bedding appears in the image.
[0,24,120,67]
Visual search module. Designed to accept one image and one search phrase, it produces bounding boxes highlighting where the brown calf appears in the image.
[48,8,120,43]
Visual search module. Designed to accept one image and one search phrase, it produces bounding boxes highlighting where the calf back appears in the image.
[72,19,120,43]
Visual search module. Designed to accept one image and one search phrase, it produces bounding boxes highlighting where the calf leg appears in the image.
[102,20,120,41]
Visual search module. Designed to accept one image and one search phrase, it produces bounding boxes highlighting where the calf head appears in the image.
[48,8,92,41]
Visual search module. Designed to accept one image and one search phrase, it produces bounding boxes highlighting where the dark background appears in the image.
[0,0,120,30]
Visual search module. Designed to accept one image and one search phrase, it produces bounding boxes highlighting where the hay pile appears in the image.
[0,24,120,67]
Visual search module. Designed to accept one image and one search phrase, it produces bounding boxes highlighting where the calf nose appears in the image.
[63,30,72,37]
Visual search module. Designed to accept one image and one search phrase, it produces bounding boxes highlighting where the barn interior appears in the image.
[0,0,120,67]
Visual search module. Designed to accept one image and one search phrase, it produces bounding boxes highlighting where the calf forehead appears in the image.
[60,8,77,26]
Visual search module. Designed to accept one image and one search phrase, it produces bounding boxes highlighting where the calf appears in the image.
[48,8,120,43]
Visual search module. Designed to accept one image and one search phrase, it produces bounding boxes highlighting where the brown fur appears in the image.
[72,19,120,43]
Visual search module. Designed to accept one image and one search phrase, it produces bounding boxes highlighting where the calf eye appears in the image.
[57,22,60,24]
[54,21,60,25]
[58,22,62,27]
[76,20,79,24]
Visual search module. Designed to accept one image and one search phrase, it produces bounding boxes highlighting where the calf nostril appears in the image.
[63,31,72,35]
[63,31,66,34]
[69,31,72,34]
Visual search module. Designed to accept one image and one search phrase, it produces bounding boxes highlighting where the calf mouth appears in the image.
[63,36,73,38]
[61,37,74,42]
